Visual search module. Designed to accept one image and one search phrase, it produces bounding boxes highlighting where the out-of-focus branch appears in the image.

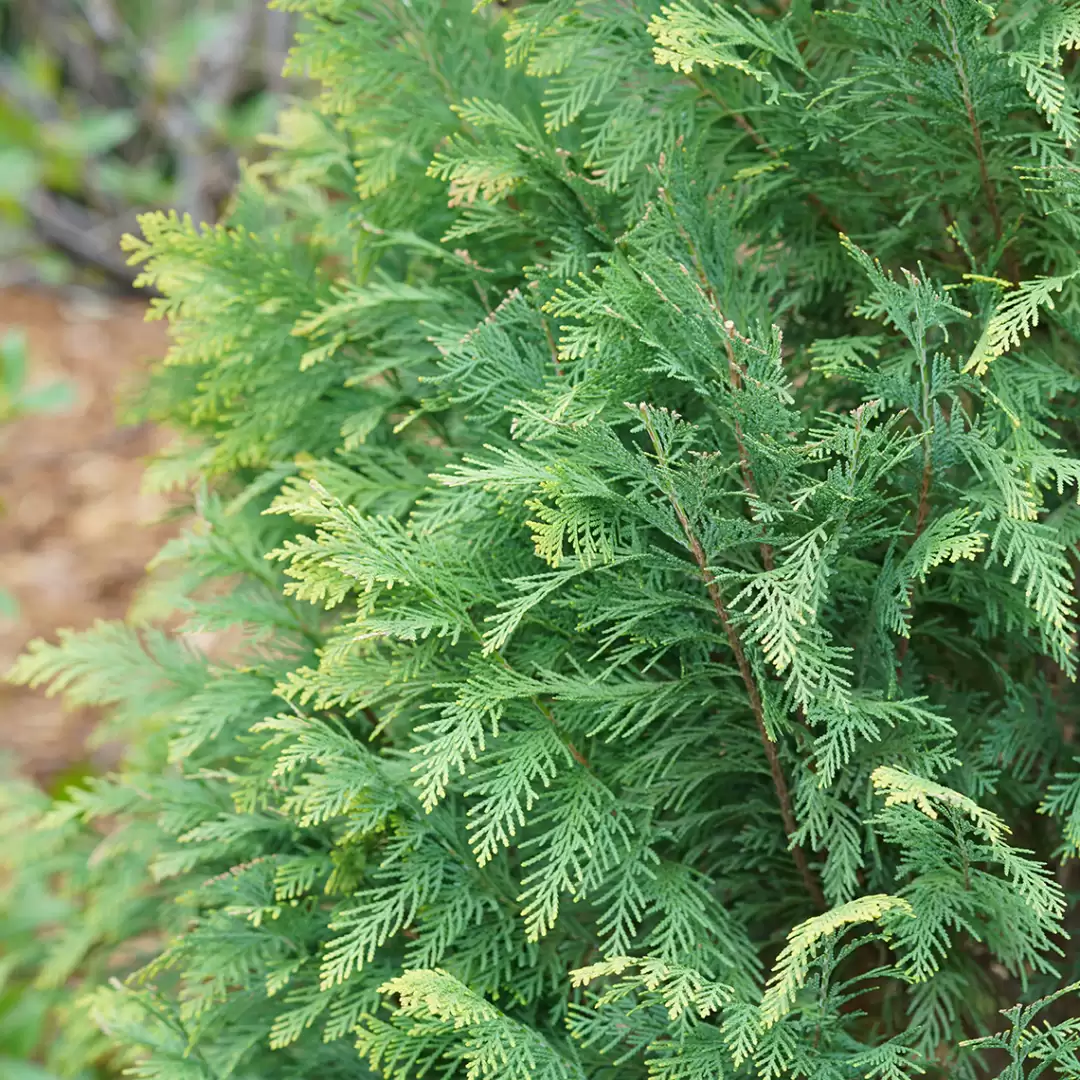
[22,0,131,109]
[26,190,149,292]
[81,0,126,44]
[4,0,291,285]
[156,1,264,224]
[203,2,263,110]
[0,63,61,122]
[263,7,293,95]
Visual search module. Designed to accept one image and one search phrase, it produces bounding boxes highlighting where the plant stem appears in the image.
[941,5,1018,281]
[896,346,935,669]
[689,74,848,239]
[657,183,775,569]
[639,406,825,910]
[644,195,825,905]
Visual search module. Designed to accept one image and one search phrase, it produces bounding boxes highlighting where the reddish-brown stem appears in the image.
[895,450,933,669]
[659,184,776,570]
[963,95,1002,244]
[535,696,590,769]
[542,315,562,377]
[690,75,848,239]
[724,335,776,572]
[566,742,590,769]
[681,493,824,909]
[649,187,824,905]
[941,6,1019,282]
[493,650,591,768]
[641,408,825,910]
[914,451,933,541]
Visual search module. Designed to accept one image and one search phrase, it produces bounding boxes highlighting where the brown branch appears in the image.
[894,446,933,671]
[941,6,1018,282]
[491,650,591,769]
[535,698,590,769]
[647,180,826,907]
[639,405,825,910]
[913,450,933,542]
[689,75,848,239]
[15,0,130,110]
[27,190,149,291]
[964,96,1002,244]
[262,7,294,95]
[152,1,263,225]
[658,183,775,570]
[541,315,562,377]
[896,344,937,669]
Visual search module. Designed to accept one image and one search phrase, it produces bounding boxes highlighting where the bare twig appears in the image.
[82,0,126,43]
[20,0,130,109]
[155,1,263,224]
[27,190,148,290]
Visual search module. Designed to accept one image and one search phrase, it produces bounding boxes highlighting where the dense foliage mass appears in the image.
[6,0,1080,1076]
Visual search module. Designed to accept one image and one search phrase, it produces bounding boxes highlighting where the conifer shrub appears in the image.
[7,1,1080,1076]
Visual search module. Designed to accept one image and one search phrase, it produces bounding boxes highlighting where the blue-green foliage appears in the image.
[5,1,1080,1077]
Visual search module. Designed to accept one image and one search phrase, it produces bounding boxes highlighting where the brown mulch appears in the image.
[0,286,171,784]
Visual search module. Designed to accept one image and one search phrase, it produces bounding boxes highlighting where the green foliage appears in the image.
[7,1,1080,1078]
[0,330,75,423]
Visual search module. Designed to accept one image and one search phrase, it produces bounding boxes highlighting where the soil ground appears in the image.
[0,286,170,783]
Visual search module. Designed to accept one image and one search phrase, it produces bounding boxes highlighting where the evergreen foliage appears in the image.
[6,0,1080,1076]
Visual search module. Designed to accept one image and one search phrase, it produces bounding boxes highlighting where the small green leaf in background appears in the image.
[1,331,76,420]
[0,589,18,620]
[17,42,62,100]
[58,110,139,158]
[0,988,50,1061]
[1,331,29,397]
[0,1060,64,1080]
[17,382,77,414]
[0,148,40,204]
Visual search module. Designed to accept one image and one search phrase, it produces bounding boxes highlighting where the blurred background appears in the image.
[0,10,296,1070]
[0,0,294,781]
[1,0,292,287]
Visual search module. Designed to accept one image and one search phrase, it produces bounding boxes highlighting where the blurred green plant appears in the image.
[0,745,176,1079]
[0,329,74,620]
[0,330,75,423]
[0,770,113,1080]
[0,0,289,287]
